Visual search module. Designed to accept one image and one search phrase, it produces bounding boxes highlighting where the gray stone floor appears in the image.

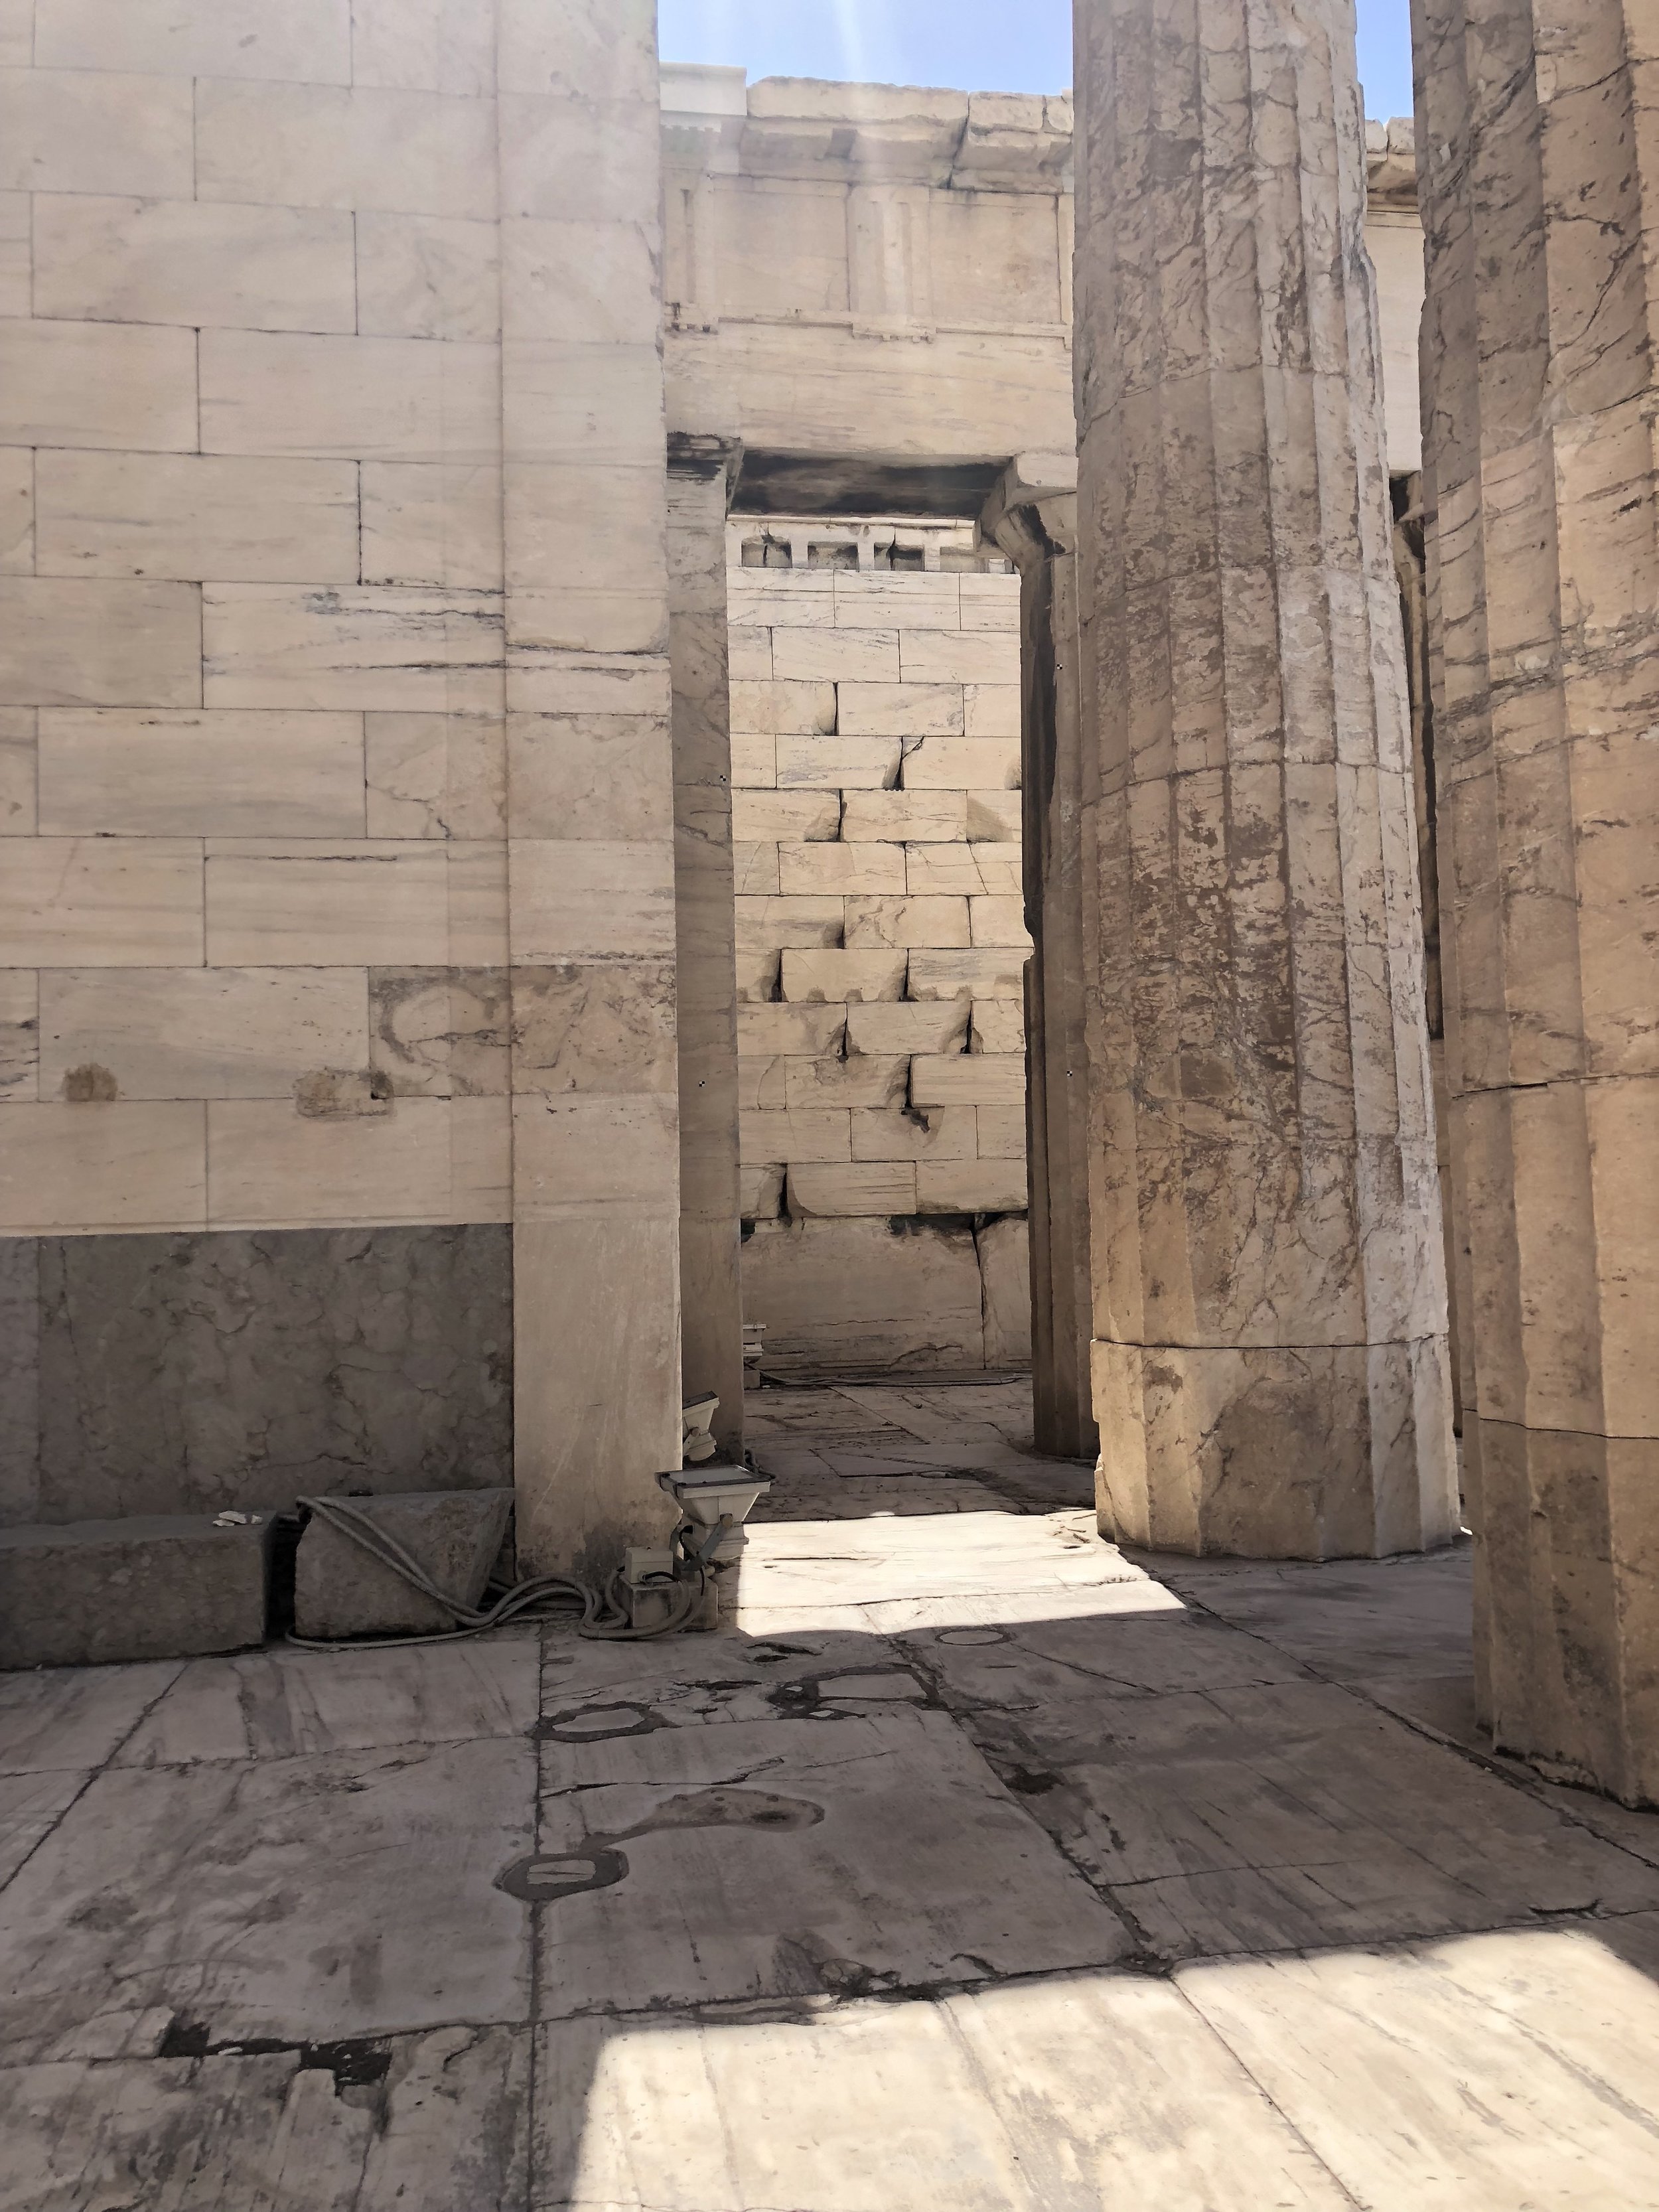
[5,1379,1659,2207]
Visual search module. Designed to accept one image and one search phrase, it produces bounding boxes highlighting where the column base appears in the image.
[1093,1336,1458,1560]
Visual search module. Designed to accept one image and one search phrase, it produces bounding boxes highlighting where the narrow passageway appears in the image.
[5,1384,1659,2206]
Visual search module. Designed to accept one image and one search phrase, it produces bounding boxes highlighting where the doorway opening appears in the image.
[726,514,1032,1382]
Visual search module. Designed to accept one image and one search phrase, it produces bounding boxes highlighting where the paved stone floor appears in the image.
[5,1379,1659,2207]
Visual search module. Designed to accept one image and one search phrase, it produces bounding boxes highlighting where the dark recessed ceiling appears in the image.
[732,452,1005,520]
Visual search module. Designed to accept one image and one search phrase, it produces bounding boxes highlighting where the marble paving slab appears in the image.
[962,1677,1659,1960]
[0,2025,530,2212]
[533,1710,1133,2016]
[1145,1545,1476,1681]
[534,1971,1350,2211]
[0,1736,536,2061]
[1182,1923,1659,2210]
[0,1659,182,1773]
[113,1629,540,1767]
[902,1607,1311,1710]
[0,1770,87,1888]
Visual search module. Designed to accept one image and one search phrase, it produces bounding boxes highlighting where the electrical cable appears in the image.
[286,1493,712,1651]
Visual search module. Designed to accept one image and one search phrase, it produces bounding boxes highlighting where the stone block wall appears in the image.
[0,0,682,1563]
[727,519,1033,1373]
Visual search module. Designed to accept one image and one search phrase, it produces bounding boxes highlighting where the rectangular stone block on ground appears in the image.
[293,1487,514,1640]
[0,1516,271,1668]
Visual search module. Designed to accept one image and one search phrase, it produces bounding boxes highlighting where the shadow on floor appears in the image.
[3,1382,1658,2207]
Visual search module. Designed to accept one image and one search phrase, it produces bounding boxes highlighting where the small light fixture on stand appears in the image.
[682,1392,720,1464]
[617,1398,772,1632]
[656,1462,772,1567]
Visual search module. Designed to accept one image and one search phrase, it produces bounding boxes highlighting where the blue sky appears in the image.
[660,1,1416,121]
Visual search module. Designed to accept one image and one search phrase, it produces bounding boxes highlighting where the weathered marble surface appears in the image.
[669,454,745,1454]
[0,1224,512,1524]
[5,1383,1659,2211]
[1074,0,1455,1556]
[982,455,1096,1455]
[1413,0,1659,1805]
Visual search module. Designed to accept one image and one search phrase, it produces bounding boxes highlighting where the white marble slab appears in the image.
[1183,1925,1659,2211]
[537,1970,1349,2211]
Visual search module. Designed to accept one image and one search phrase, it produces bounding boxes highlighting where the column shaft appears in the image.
[1413,0,1659,1802]
[1074,0,1457,1556]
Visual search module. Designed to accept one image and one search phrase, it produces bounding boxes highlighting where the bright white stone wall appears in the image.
[0,0,514,1235]
[727,519,1033,1372]
[0,0,684,1570]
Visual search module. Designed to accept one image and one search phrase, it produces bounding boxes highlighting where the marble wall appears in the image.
[0,1225,511,1526]
[727,518,1033,1374]
[0,0,682,1566]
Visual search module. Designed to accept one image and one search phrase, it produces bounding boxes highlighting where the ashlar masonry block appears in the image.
[837,684,964,738]
[737,1001,848,1055]
[777,735,902,788]
[918,1158,1027,1214]
[781,948,906,1002]
[732,790,841,842]
[730,680,837,735]
[847,999,970,1055]
[912,1054,1025,1106]
[844,895,971,950]
[784,1054,909,1110]
[841,791,966,841]
[851,1104,977,1163]
[37,709,365,838]
[35,453,362,587]
[902,735,1021,790]
[788,1161,918,1217]
[770,628,899,684]
[908,948,1025,1000]
[778,842,904,895]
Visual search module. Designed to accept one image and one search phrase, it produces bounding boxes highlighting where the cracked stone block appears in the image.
[0,1515,272,1668]
[293,1487,514,1640]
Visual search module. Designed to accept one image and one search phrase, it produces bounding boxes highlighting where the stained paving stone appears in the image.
[0,1771,87,1888]
[114,1629,540,1767]
[5,1384,1659,2207]
[0,1737,535,2062]
[0,2026,530,2212]
[532,1711,1135,2016]
[902,1608,1313,1710]
[0,1659,182,1773]
[1144,1544,1479,1682]
[960,1677,1659,1961]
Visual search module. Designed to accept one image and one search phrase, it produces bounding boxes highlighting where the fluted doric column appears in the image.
[1413,0,1659,1803]
[1074,0,1457,1555]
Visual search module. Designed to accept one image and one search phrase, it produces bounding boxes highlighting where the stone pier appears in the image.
[503,0,683,1575]
[983,455,1099,1459]
[1074,0,1457,1555]
[1413,0,1659,1803]
[668,439,746,1455]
